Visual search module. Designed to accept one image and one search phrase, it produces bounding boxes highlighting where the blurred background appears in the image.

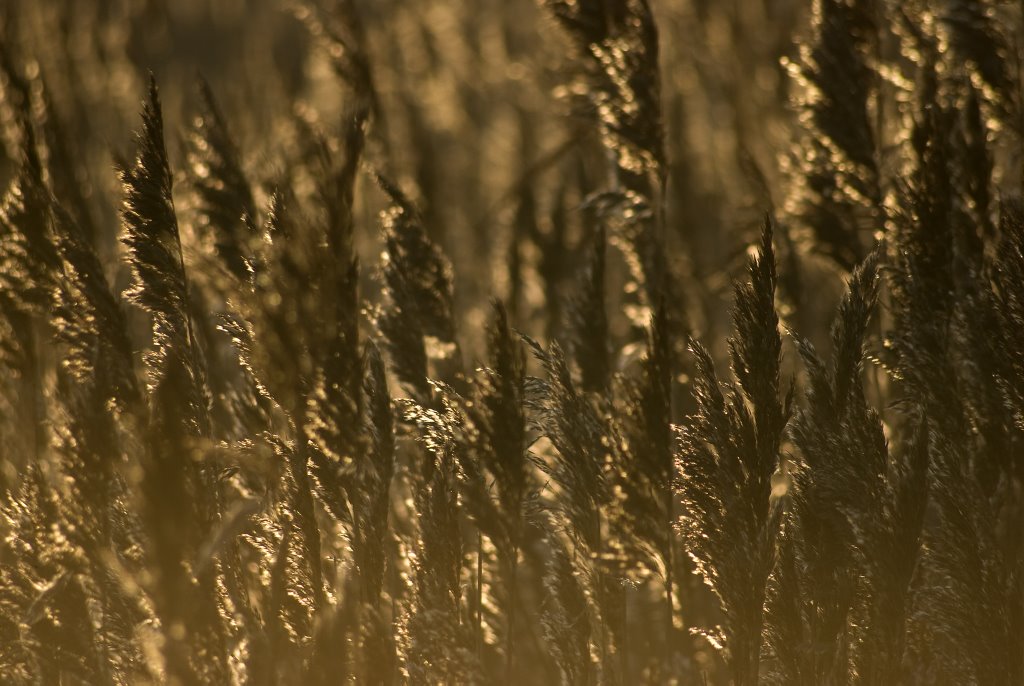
[0,0,824,363]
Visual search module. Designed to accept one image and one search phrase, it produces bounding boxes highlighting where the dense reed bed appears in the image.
[0,0,1022,683]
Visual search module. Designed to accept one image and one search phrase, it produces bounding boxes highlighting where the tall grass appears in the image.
[0,0,1022,683]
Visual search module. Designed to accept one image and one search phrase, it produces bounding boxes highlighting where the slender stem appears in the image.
[666,487,675,664]
[477,532,484,663]
[506,548,518,684]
